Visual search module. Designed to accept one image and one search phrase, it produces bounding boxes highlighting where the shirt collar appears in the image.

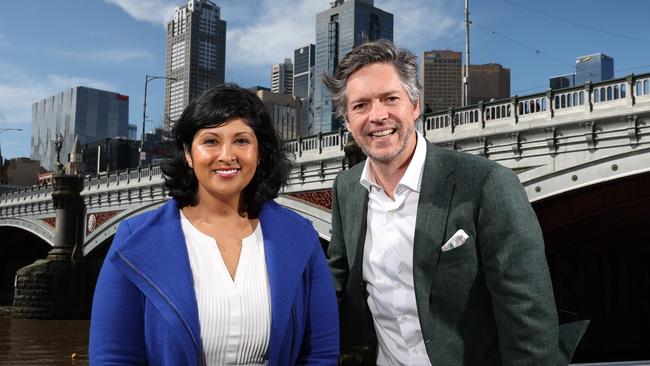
[359,131,427,193]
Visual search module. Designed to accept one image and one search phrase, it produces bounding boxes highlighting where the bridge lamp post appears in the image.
[140,75,177,168]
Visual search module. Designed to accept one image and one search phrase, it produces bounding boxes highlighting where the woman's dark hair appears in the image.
[162,83,291,217]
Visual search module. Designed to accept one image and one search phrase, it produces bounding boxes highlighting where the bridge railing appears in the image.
[2,72,650,214]
[83,165,164,191]
[279,72,650,158]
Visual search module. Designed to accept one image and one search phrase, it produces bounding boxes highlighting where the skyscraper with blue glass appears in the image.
[574,53,614,86]
[312,0,393,135]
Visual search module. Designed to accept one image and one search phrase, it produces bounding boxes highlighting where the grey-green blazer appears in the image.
[328,142,559,365]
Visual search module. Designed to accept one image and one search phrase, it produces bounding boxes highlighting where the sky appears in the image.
[1,0,649,160]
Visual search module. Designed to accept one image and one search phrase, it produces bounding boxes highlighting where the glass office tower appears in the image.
[312,0,393,135]
[31,86,129,171]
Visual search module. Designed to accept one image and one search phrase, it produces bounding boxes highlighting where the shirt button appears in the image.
[399,315,406,322]
[395,283,402,289]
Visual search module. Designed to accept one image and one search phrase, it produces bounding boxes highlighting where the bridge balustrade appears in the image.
[593,82,626,104]
[486,101,513,122]
[635,78,650,97]
[2,72,650,220]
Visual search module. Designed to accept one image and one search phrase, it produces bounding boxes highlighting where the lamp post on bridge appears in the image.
[139,74,177,168]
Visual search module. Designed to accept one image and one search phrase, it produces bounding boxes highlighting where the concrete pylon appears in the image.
[12,136,88,319]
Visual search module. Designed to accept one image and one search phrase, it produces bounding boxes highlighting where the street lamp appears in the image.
[139,74,177,167]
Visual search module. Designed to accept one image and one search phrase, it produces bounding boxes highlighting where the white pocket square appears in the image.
[441,229,469,252]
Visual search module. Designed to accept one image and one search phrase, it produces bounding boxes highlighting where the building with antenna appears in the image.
[163,0,227,133]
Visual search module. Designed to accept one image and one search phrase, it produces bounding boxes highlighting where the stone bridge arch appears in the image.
[533,170,650,362]
[0,225,51,305]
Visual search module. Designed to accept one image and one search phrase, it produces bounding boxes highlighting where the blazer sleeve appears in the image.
[327,175,349,301]
[477,165,559,365]
[297,234,341,365]
[89,221,147,365]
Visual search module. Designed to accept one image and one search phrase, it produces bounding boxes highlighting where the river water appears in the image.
[0,307,89,366]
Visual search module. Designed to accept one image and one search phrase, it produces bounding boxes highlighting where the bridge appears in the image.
[1,73,649,249]
[1,73,649,362]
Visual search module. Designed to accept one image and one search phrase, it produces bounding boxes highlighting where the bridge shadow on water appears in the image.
[535,171,650,363]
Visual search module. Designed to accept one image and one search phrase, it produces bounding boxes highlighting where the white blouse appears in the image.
[180,211,271,366]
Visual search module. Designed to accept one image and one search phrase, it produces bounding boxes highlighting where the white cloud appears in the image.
[104,0,461,85]
[225,0,460,73]
[382,0,462,53]
[104,0,177,26]
[0,64,116,125]
[226,1,327,67]
[53,49,153,63]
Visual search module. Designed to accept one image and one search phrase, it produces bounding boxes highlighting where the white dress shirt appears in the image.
[180,211,271,366]
[360,132,432,365]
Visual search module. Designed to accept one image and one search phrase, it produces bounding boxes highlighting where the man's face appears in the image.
[345,63,419,165]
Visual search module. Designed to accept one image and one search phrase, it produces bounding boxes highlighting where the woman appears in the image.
[89,84,339,365]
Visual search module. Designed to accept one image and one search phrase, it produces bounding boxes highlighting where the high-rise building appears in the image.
[31,86,129,171]
[313,0,393,134]
[164,0,226,133]
[293,44,315,136]
[127,124,138,140]
[574,53,614,86]
[251,87,302,141]
[548,53,614,89]
[467,63,510,105]
[420,50,462,113]
[271,58,293,95]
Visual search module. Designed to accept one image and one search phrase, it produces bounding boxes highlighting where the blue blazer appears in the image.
[90,199,339,365]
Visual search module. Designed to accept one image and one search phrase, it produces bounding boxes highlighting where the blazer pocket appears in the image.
[441,229,469,252]
[437,236,475,271]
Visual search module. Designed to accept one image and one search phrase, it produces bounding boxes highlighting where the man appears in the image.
[325,39,559,365]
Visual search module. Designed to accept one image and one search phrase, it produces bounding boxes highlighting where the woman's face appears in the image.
[185,117,259,205]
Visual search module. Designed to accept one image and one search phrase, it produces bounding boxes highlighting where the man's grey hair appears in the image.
[322,39,422,120]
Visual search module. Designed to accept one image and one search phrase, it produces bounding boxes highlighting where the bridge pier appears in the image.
[12,161,89,319]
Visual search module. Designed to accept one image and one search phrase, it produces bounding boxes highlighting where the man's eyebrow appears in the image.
[378,90,401,98]
[349,90,401,104]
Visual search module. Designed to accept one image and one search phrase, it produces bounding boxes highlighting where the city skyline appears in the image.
[1,0,650,160]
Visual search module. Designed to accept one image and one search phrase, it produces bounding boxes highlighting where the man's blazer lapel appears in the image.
[111,199,202,365]
[344,176,369,285]
[413,144,456,316]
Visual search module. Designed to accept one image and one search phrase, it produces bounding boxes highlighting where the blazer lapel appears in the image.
[346,181,369,279]
[111,199,202,366]
[413,144,456,312]
[260,202,313,365]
